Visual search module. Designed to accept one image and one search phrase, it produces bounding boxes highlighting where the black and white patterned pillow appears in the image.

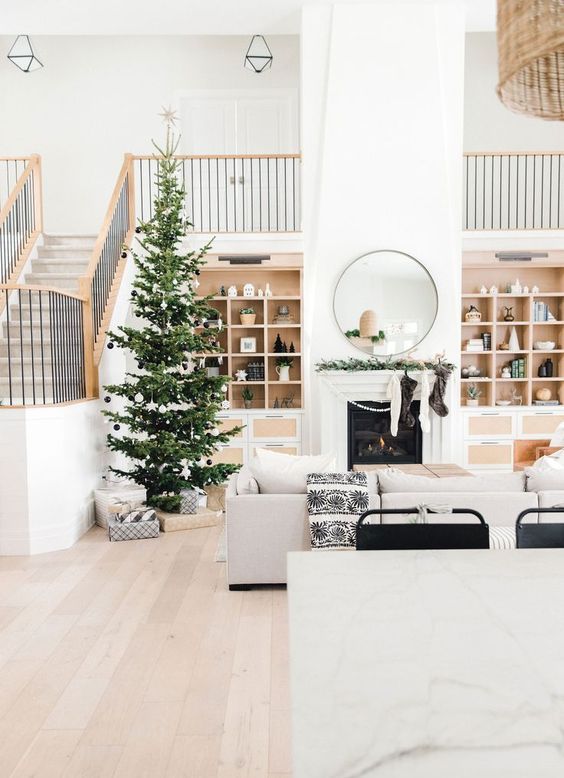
[306,472,369,550]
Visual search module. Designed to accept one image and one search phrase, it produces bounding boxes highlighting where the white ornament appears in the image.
[218,356,223,365]
[523,286,529,294]
[158,404,167,413]
[489,285,498,295]
[480,285,488,295]
[265,283,273,297]
[243,283,255,297]
[532,285,540,294]
[258,288,264,297]
[235,369,248,382]
[161,300,167,309]
[147,400,158,411]
[211,428,220,436]
[217,318,223,331]
[134,392,144,403]
[192,279,200,289]
[221,400,231,410]
[221,384,228,392]
[227,285,238,297]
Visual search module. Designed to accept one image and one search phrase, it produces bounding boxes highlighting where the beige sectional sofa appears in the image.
[225,469,564,589]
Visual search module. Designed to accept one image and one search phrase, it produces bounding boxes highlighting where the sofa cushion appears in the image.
[525,468,564,493]
[249,449,336,494]
[236,466,260,496]
[378,469,525,494]
[381,491,537,528]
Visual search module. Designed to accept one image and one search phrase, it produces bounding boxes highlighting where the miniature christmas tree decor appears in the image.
[103,124,241,513]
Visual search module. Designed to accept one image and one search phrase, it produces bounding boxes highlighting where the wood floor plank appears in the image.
[10,729,83,778]
[217,590,273,777]
[0,525,293,778]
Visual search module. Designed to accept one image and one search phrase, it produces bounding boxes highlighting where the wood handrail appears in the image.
[0,283,85,302]
[0,156,31,162]
[81,153,134,283]
[132,153,302,160]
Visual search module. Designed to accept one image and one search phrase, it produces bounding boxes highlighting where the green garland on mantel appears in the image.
[315,357,456,373]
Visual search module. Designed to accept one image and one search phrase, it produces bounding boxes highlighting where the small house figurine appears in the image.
[489,285,498,295]
[227,285,238,297]
[532,285,540,294]
[243,283,255,297]
[480,285,488,295]
[258,288,264,297]
[510,278,523,294]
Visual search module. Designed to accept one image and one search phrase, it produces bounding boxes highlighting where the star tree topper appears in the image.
[159,105,179,127]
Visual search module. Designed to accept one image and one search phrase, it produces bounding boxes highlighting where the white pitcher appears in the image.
[276,365,290,381]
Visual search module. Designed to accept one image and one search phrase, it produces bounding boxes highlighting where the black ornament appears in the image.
[121,251,127,259]
[135,226,142,233]
[131,290,138,297]
[182,362,188,370]
[195,269,201,276]
[107,342,114,349]
[138,361,145,369]
[104,396,111,403]
[203,321,210,329]
[128,395,134,402]
[113,424,121,431]
[206,459,213,466]
[194,319,201,328]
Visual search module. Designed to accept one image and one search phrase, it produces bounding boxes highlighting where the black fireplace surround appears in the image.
[347,401,422,469]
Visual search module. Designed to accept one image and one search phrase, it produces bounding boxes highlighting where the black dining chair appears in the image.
[515,507,564,549]
[355,507,490,551]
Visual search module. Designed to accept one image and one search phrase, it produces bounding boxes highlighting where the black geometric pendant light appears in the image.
[7,35,43,73]
[244,35,273,73]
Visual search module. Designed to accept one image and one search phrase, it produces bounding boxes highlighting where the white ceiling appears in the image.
[1,0,496,35]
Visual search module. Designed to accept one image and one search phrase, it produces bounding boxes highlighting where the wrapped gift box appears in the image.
[108,515,159,542]
[94,484,147,528]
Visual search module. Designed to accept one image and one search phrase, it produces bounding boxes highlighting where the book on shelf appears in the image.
[533,302,557,322]
[465,338,484,352]
[533,400,560,406]
[509,358,526,378]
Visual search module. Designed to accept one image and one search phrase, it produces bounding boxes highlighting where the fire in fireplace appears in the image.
[347,401,422,468]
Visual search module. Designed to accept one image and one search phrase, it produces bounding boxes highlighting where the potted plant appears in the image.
[466,383,482,407]
[241,387,254,409]
[240,307,256,326]
[276,356,294,382]
[206,357,220,377]
[206,307,221,327]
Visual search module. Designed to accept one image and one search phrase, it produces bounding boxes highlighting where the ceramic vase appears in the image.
[508,327,520,352]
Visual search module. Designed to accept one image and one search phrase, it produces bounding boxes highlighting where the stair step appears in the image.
[23,273,80,291]
[2,322,81,339]
[0,359,82,378]
[37,247,93,260]
[31,258,89,275]
[42,234,97,248]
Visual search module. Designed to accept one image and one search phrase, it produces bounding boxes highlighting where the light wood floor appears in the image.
[0,524,291,777]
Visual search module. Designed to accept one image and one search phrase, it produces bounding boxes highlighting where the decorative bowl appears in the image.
[534,341,555,350]
[496,400,512,406]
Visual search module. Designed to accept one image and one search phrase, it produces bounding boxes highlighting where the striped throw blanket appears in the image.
[306,472,369,550]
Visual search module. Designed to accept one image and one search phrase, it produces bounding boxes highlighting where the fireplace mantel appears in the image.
[318,370,454,468]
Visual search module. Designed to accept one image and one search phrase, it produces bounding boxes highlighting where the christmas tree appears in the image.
[103,120,241,513]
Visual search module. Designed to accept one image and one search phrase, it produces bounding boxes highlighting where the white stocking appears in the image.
[419,371,431,434]
[387,372,402,437]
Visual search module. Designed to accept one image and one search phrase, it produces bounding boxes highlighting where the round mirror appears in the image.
[333,250,438,357]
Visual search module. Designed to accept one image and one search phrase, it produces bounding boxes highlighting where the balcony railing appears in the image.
[0,158,29,210]
[134,154,301,232]
[464,151,564,231]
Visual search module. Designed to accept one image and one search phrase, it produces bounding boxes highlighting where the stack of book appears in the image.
[533,302,556,322]
[507,358,526,378]
[466,338,484,352]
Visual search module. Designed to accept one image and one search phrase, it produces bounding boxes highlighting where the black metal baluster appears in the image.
[233,158,237,232]
[38,290,46,404]
[267,158,271,232]
[259,158,263,231]
[250,158,254,231]
[276,158,279,231]
[550,154,554,229]
[5,289,12,405]
[293,157,296,231]
[28,289,36,404]
[533,155,537,228]
[524,155,528,228]
[516,155,519,229]
[216,158,220,233]
[541,154,545,228]
[18,290,25,405]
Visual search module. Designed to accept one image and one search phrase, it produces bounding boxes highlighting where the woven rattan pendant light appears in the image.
[497,0,564,119]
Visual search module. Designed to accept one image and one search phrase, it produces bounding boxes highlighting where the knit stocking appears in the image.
[419,371,431,433]
[386,372,402,437]
[400,372,418,428]
[429,364,450,417]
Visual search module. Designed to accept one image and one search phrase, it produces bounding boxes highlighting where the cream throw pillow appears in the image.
[249,449,336,494]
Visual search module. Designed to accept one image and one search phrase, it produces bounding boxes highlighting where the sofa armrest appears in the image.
[226,473,238,500]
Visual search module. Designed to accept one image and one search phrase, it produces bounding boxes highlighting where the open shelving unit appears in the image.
[197,253,304,410]
[461,261,564,408]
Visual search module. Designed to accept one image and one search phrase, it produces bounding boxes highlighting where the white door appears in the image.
[178,89,299,231]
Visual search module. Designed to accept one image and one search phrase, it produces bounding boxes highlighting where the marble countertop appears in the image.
[287,549,564,778]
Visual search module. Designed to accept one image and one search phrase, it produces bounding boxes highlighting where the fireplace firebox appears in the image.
[347,401,422,468]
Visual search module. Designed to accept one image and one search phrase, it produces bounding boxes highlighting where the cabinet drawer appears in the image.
[519,412,564,437]
[211,447,244,466]
[464,441,513,468]
[216,415,246,441]
[251,443,301,457]
[250,414,300,440]
[464,412,514,439]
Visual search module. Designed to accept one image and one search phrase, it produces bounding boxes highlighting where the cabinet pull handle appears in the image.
[265,414,284,418]
[480,412,500,416]
[479,441,499,445]
[534,412,553,416]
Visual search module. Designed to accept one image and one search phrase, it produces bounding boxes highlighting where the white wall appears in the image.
[302,2,465,457]
[464,32,564,151]
[0,35,299,234]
